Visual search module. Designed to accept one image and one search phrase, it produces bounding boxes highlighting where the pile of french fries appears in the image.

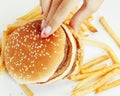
[69,39,120,96]
[68,17,120,96]
[0,5,120,96]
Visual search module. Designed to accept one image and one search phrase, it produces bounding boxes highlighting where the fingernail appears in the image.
[41,26,52,38]
[44,26,52,34]
[41,20,45,29]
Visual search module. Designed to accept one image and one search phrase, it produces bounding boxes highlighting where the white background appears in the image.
[0,0,120,96]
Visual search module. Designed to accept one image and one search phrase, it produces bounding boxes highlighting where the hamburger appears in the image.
[4,20,78,84]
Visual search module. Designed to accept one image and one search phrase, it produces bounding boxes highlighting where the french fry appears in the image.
[96,79,120,93]
[80,23,88,32]
[81,64,107,74]
[7,24,20,35]
[87,16,93,21]
[74,64,120,90]
[69,71,101,81]
[69,73,92,81]
[0,43,2,54]
[99,16,120,47]
[83,20,98,32]
[73,69,120,96]
[1,31,7,66]
[20,84,34,96]
[0,64,5,74]
[78,34,89,39]
[80,55,110,69]
[83,39,120,64]
[0,42,1,51]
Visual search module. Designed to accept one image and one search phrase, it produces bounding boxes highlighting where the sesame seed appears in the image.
[31,61,34,63]
[43,67,47,70]
[26,25,29,28]
[41,64,43,66]
[32,23,36,28]
[32,64,35,67]
[54,51,57,53]
[29,65,32,68]
[49,55,52,58]
[21,68,24,71]
[31,71,34,74]
[28,58,30,61]
[26,30,29,32]
[39,54,42,56]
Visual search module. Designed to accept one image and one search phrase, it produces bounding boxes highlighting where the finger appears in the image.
[41,0,79,38]
[70,0,104,32]
[45,0,63,25]
[70,3,91,32]
[40,0,51,19]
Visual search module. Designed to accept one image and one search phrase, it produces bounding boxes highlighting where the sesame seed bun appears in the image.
[4,20,77,84]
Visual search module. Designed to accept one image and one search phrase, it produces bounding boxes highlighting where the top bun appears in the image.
[4,20,67,83]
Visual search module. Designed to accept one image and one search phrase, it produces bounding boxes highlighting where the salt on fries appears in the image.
[83,39,120,63]
[74,64,120,90]
[72,69,120,96]
[80,55,110,69]
[20,84,34,96]
[96,79,120,93]
[99,16,120,47]
[81,64,107,74]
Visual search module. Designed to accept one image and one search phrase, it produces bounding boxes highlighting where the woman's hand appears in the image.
[40,0,104,38]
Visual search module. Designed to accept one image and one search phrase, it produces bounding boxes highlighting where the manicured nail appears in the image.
[44,26,52,34]
[41,26,52,38]
[41,28,46,38]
